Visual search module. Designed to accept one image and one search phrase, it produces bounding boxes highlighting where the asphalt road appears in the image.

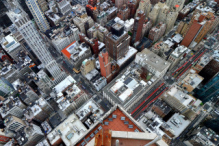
[131,83,167,119]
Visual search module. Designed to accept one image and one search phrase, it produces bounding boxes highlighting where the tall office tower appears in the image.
[4,116,26,132]
[136,0,151,17]
[166,0,185,12]
[8,24,41,65]
[181,12,215,47]
[37,0,48,12]
[194,59,219,103]
[56,0,72,16]
[105,23,130,61]
[88,0,97,7]
[72,0,88,6]
[0,77,14,97]
[165,11,178,33]
[149,2,169,25]
[7,5,67,85]
[26,0,50,32]
[99,50,112,82]
[15,124,44,146]
[132,11,145,44]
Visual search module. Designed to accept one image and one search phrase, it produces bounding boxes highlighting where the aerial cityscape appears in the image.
[0,0,218,146]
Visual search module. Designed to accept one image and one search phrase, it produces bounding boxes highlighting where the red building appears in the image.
[79,33,99,55]
[181,12,215,47]
[181,20,202,47]
[117,5,130,21]
[132,10,145,44]
[127,1,137,18]
[99,50,112,82]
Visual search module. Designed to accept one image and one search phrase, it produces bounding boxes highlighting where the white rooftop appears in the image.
[172,34,183,43]
[166,113,191,137]
[110,81,124,93]
[196,5,214,13]
[171,45,189,58]
[117,46,137,66]
[167,86,196,107]
[76,99,104,121]
[47,114,87,146]
[1,34,21,53]
[181,69,203,89]
[85,69,99,81]
[119,88,133,102]
[53,76,76,94]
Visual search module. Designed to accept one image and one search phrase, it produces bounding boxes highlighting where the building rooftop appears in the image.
[166,113,191,137]
[75,99,104,123]
[61,41,91,61]
[88,130,166,146]
[196,4,214,13]
[1,34,20,53]
[47,113,87,146]
[53,75,76,94]
[153,99,172,115]
[117,46,137,66]
[167,86,196,107]
[171,45,189,58]
[135,49,170,77]
[179,69,204,92]
[103,62,154,107]
[75,105,145,146]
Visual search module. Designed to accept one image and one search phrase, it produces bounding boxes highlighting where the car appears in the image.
[82,85,86,89]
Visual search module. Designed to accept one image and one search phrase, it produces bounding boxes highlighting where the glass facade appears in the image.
[195,73,219,103]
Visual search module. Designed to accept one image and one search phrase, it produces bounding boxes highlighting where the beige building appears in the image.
[136,0,151,17]
[81,58,95,76]
[162,86,200,120]
[73,16,94,34]
[179,69,203,92]
[149,2,169,25]
[37,0,48,12]
[135,48,170,78]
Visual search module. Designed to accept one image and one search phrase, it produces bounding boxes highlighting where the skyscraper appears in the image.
[105,22,130,61]
[136,0,151,17]
[26,0,50,32]
[7,3,66,85]
[194,59,219,103]
[149,2,169,25]
[99,50,112,82]
[132,10,145,44]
